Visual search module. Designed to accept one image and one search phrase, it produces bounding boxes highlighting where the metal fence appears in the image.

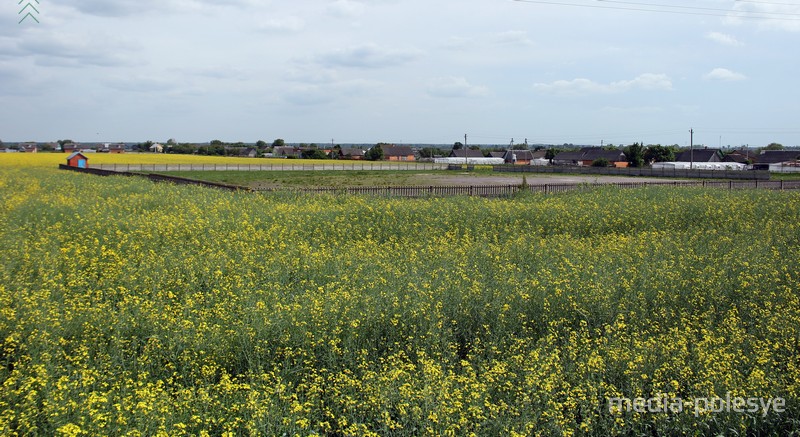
[493,165,771,180]
[93,162,450,172]
[254,179,800,198]
[63,164,800,197]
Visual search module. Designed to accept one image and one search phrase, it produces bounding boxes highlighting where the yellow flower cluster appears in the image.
[0,167,798,435]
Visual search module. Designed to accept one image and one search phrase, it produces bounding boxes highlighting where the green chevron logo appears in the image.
[18,0,40,24]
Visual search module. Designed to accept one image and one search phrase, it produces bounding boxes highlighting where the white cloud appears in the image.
[492,30,534,46]
[704,68,747,81]
[533,73,672,95]
[258,17,305,33]
[601,105,664,114]
[283,79,380,106]
[326,0,366,18]
[705,31,742,46]
[426,77,489,98]
[317,43,422,69]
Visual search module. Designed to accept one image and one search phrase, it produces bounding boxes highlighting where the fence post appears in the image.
[781,180,784,190]
[729,180,733,190]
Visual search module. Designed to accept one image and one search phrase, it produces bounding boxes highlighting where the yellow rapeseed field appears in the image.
[0,163,798,435]
[0,153,334,169]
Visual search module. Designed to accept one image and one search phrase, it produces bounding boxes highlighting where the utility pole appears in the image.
[690,128,694,170]
[464,133,468,168]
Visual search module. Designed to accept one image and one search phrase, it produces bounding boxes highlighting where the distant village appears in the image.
[3,138,799,172]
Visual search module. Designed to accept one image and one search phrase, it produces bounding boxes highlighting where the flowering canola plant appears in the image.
[0,166,798,435]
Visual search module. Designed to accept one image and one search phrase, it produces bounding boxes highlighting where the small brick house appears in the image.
[382,145,415,161]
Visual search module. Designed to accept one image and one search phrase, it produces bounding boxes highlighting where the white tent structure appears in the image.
[434,157,505,165]
[651,162,747,171]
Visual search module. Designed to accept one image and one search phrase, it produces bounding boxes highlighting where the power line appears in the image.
[599,0,800,16]
[511,0,800,21]
[735,0,800,6]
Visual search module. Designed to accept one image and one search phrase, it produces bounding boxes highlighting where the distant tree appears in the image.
[419,147,439,158]
[301,148,329,159]
[365,144,384,161]
[255,140,268,149]
[166,138,177,146]
[764,142,784,151]
[210,139,224,146]
[591,158,610,167]
[468,145,481,151]
[200,144,225,156]
[272,138,285,148]
[40,143,55,152]
[168,143,197,154]
[57,139,74,147]
[644,145,674,163]
[624,142,645,168]
[545,148,561,160]
[453,142,464,150]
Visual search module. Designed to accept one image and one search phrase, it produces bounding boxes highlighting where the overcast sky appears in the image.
[1,0,799,147]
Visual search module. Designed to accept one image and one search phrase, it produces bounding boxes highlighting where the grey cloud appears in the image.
[16,31,139,67]
[59,0,160,17]
[426,76,489,98]
[283,79,380,106]
[317,43,422,69]
[103,76,175,93]
[0,63,51,97]
[60,0,254,17]
[283,85,337,106]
